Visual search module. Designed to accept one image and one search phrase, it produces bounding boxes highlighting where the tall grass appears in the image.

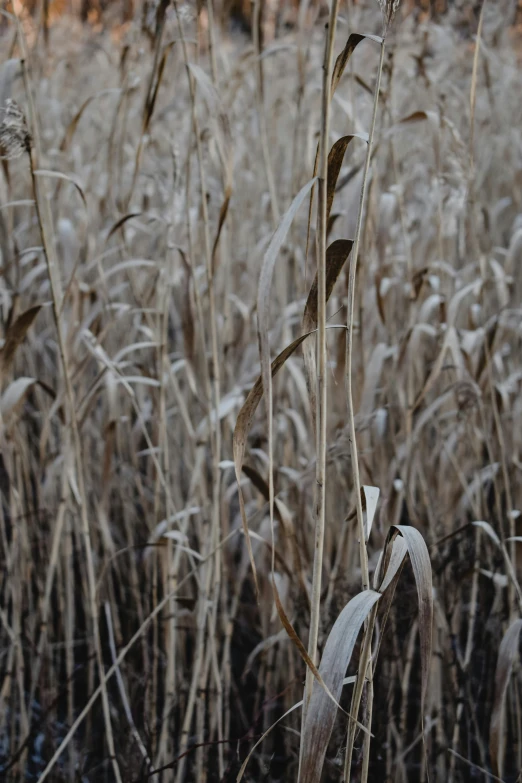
[0,1,521,781]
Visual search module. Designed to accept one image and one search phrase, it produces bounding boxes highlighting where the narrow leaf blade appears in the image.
[490,618,522,776]
[300,590,381,783]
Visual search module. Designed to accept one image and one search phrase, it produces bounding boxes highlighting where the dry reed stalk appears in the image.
[13,16,123,783]
[153,244,178,770]
[252,0,280,227]
[300,0,341,760]
[2,2,522,780]
[343,31,386,783]
[104,601,152,769]
[37,528,240,781]
[171,5,224,779]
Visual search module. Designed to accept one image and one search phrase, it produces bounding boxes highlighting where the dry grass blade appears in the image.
[331,33,382,96]
[326,136,357,220]
[372,535,409,664]
[272,584,326,698]
[104,602,152,770]
[344,523,432,780]
[237,700,303,782]
[490,617,522,776]
[105,212,142,242]
[303,241,354,332]
[302,239,352,432]
[258,177,317,361]
[59,88,120,152]
[374,533,408,595]
[301,2,340,754]
[211,188,231,272]
[4,4,522,779]
[0,376,36,417]
[473,519,500,547]
[394,525,433,710]
[143,42,174,135]
[238,674,358,783]
[447,749,506,783]
[141,0,170,130]
[362,486,380,541]
[234,178,315,590]
[188,62,232,181]
[125,7,174,210]
[300,590,382,783]
[395,110,431,124]
[233,332,311,474]
[32,169,87,208]
[241,463,305,589]
[472,521,522,608]
[0,304,41,377]
[256,172,344,723]
[233,331,311,592]
[306,135,360,263]
[37,530,241,782]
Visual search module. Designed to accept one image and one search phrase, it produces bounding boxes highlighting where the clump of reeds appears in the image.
[0,0,521,781]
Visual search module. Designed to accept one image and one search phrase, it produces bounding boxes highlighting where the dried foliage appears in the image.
[0,1,521,782]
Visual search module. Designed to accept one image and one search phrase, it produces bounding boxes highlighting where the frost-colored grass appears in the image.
[0,1,522,781]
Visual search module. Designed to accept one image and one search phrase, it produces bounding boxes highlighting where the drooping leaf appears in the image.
[331,33,382,95]
[0,376,36,416]
[105,212,142,242]
[33,169,87,208]
[300,590,382,783]
[490,618,522,776]
[326,136,360,220]
[372,533,409,663]
[374,533,408,595]
[394,525,433,709]
[240,178,316,593]
[303,240,354,332]
[59,89,120,152]
[473,520,500,547]
[305,135,361,265]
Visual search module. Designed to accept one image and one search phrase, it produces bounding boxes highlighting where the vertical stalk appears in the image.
[173,5,223,778]
[253,0,280,226]
[16,19,122,783]
[343,36,386,783]
[300,1,340,773]
[153,245,176,770]
[345,38,385,594]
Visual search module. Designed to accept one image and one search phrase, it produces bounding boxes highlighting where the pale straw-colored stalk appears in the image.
[299,2,341,778]
[14,15,123,783]
[343,3,397,779]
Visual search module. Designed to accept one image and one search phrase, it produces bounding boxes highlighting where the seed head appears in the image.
[0,100,31,160]
[455,380,481,415]
[377,0,401,34]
